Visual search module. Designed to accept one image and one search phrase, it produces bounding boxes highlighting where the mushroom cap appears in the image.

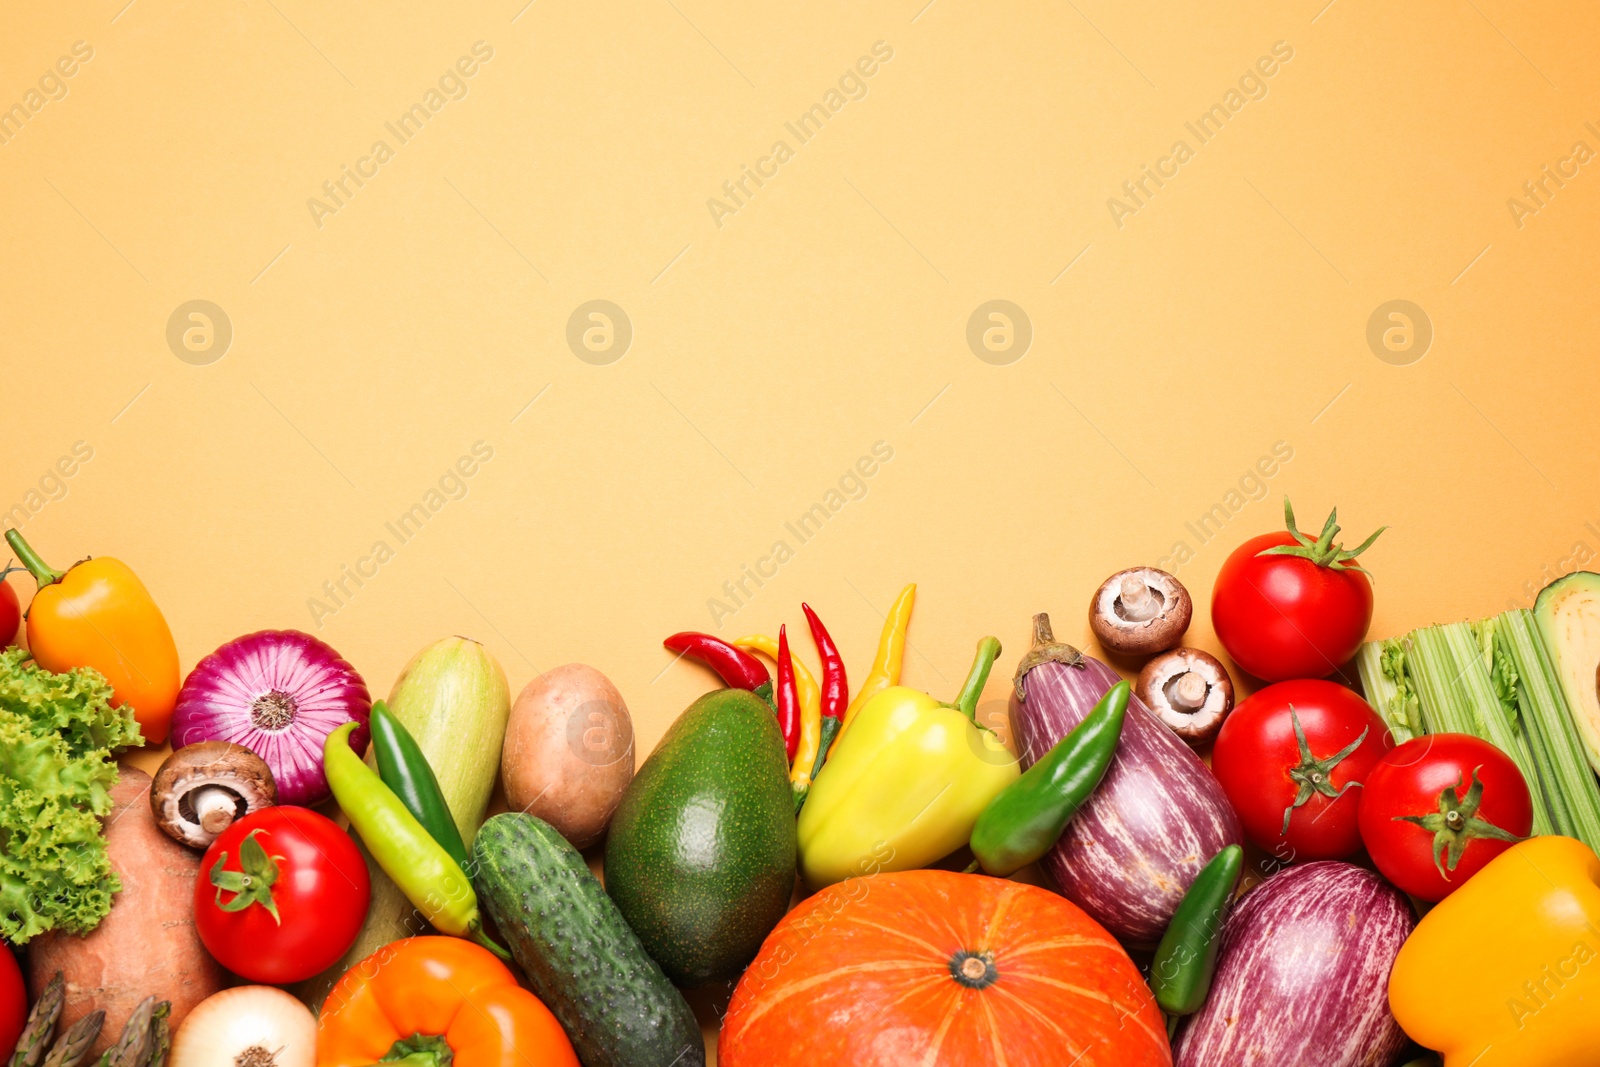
[149,741,277,849]
[1088,567,1193,657]
[1136,648,1235,747]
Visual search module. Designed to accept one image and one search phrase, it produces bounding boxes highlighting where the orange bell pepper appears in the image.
[5,529,179,744]
[317,937,578,1067]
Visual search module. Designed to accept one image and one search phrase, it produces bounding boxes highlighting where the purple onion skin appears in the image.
[1012,650,1242,945]
[172,629,371,806]
[1174,861,1414,1067]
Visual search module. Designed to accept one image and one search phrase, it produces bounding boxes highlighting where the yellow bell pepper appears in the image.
[1390,835,1600,1067]
[797,636,1019,889]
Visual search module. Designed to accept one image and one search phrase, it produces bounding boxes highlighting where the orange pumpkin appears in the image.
[720,870,1170,1067]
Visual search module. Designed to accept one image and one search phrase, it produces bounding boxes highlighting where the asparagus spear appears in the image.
[40,1012,103,1067]
[143,1005,169,1067]
[92,999,154,1067]
[9,973,65,1067]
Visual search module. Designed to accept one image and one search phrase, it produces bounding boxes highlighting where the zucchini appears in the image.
[296,636,511,1008]
[473,813,705,1067]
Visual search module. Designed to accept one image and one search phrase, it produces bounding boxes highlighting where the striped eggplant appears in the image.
[1174,861,1414,1066]
[1010,613,1241,945]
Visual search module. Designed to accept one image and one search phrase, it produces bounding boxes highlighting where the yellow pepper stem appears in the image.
[840,583,916,732]
[951,637,1002,720]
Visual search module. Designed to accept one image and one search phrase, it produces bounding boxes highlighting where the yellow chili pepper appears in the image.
[735,635,821,789]
[1389,835,1600,1066]
[840,582,915,732]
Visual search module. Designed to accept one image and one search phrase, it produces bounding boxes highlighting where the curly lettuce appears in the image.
[0,647,141,943]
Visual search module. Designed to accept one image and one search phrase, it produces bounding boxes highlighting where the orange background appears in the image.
[4,0,1600,1058]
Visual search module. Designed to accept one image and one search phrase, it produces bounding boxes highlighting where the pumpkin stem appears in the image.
[948,950,999,990]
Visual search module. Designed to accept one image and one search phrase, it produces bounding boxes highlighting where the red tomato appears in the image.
[0,577,19,648]
[1359,734,1532,902]
[195,806,369,984]
[1211,502,1382,682]
[1212,679,1394,861]
[0,945,24,1058]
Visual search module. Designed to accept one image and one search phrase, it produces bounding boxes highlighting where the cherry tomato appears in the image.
[1211,500,1384,682]
[195,806,369,984]
[1212,679,1394,862]
[1359,734,1532,902]
[0,945,24,1058]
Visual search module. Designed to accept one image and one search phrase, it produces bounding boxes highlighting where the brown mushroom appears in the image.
[1088,567,1193,657]
[149,742,277,849]
[1137,648,1235,746]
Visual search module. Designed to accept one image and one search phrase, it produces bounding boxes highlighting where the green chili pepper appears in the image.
[323,722,507,960]
[1150,843,1244,1017]
[370,700,469,872]
[968,681,1129,877]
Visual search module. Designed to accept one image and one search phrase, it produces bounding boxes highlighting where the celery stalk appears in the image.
[1404,623,1556,836]
[1494,610,1600,851]
[1356,638,1420,742]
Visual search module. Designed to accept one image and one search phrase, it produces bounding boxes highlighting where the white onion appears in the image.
[170,986,316,1067]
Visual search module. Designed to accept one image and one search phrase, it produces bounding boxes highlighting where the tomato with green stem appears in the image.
[195,806,370,984]
[1212,499,1385,682]
[1359,733,1531,902]
[1212,679,1393,861]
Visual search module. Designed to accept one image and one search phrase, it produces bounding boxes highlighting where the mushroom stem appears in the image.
[1118,575,1159,621]
[1170,671,1209,711]
[191,785,243,835]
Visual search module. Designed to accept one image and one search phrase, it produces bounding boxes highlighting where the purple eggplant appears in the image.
[1174,861,1414,1067]
[1010,613,1241,945]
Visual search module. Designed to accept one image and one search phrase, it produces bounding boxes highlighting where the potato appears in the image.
[28,765,226,1054]
[502,664,635,849]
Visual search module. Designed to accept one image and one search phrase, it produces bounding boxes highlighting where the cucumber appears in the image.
[472,813,705,1067]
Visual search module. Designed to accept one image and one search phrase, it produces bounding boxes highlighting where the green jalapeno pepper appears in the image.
[323,722,506,959]
[967,680,1129,877]
[1150,843,1244,1018]
[369,700,470,872]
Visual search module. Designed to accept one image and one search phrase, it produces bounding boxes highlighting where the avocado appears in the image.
[604,688,796,986]
[1536,571,1600,774]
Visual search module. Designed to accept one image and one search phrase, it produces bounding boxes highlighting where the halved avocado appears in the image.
[1535,571,1600,774]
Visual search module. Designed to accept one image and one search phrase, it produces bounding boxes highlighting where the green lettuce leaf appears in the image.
[0,648,141,942]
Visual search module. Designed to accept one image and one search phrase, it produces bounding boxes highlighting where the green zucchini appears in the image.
[472,813,705,1067]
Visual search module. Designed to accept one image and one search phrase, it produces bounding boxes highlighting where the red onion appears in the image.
[172,630,370,805]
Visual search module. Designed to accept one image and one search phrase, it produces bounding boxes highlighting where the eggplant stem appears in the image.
[1011,613,1086,701]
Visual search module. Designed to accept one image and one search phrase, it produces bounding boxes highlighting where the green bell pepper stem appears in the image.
[968,681,1128,876]
[951,636,1002,719]
[370,700,471,872]
[1151,843,1244,1017]
[366,1034,453,1067]
[4,528,64,587]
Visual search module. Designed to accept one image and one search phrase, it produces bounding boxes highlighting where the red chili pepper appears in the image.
[775,626,801,762]
[802,603,849,781]
[663,631,773,696]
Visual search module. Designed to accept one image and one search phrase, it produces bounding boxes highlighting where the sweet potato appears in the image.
[27,764,225,1054]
